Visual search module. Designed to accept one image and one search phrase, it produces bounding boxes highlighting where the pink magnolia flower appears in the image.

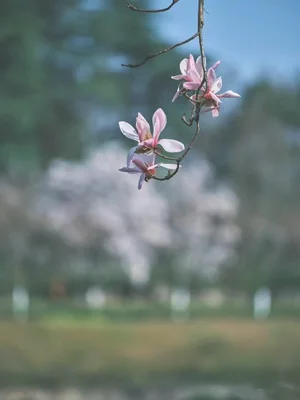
[190,64,241,117]
[119,108,184,164]
[171,54,204,83]
[119,154,178,190]
[171,54,220,102]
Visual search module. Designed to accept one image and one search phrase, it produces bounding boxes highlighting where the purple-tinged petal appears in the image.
[119,122,139,141]
[127,146,138,167]
[138,173,146,190]
[153,108,167,142]
[147,152,156,166]
[132,153,156,172]
[218,90,241,98]
[133,153,155,165]
[132,158,148,173]
[179,58,188,74]
[211,77,223,94]
[119,167,141,174]
[172,85,182,102]
[158,139,185,153]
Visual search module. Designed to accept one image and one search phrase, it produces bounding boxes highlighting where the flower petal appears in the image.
[140,138,155,149]
[158,163,180,170]
[172,85,181,102]
[207,67,217,89]
[136,113,151,142]
[218,90,241,98]
[200,106,215,115]
[132,153,156,172]
[212,107,219,118]
[195,56,204,78]
[179,58,188,74]
[119,167,141,174]
[152,108,167,142]
[211,92,222,104]
[138,173,146,190]
[132,158,147,173]
[211,77,223,94]
[158,139,185,153]
[171,74,186,80]
[136,113,150,130]
[127,146,138,167]
[134,153,155,165]
[119,122,139,141]
[187,54,196,72]
[211,60,221,70]
[187,68,201,83]
[183,82,201,91]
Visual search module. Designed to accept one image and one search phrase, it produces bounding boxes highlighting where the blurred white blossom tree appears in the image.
[30,143,240,286]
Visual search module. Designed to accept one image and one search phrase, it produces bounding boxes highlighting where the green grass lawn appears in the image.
[0,318,300,387]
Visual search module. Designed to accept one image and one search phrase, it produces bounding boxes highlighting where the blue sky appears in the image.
[153,0,300,84]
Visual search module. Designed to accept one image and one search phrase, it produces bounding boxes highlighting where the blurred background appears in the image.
[1,0,300,399]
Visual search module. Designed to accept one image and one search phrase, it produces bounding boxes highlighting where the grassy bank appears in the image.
[0,318,300,387]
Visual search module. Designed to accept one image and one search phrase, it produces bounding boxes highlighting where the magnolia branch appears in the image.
[151,0,207,182]
[120,0,240,189]
[120,0,207,183]
[121,32,199,68]
[179,120,201,161]
[197,0,207,92]
[126,0,180,13]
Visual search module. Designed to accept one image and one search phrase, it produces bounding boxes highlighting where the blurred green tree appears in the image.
[0,0,195,174]
[209,80,300,295]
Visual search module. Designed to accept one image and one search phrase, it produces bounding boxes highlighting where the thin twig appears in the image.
[127,0,179,13]
[122,32,199,68]
[182,92,196,103]
[152,161,181,181]
[181,115,193,126]
[198,0,207,91]
[179,120,201,162]
[154,149,179,161]
[181,1,207,128]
